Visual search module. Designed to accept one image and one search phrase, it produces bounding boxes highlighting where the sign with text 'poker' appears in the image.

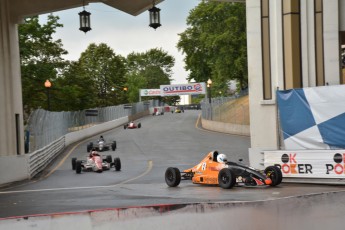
[160,83,206,96]
[264,150,345,178]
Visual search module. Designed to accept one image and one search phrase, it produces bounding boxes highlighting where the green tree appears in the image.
[177,2,247,95]
[78,43,127,107]
[126,48,175,102]
[53,61,95,111]
[19,15,68,114]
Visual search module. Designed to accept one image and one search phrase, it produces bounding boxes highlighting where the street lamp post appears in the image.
[44,79,52,111]
[207,78,212,120]
[207,78,212,104]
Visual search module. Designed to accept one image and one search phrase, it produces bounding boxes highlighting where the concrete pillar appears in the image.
[0,0,24,156]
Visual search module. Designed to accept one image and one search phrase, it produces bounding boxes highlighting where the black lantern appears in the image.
[79,10,91,33]
[149,6,161,29]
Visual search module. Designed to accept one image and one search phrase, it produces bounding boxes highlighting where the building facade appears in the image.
[247,0,345,168]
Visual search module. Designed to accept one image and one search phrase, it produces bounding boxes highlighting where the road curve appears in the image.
[0,111,344,219]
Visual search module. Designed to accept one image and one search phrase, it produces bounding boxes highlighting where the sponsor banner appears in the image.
[140,89,161,97]
[160,83,206,96]
[85,109,98,116]
[264,150,345,178]
[277,85,345,150]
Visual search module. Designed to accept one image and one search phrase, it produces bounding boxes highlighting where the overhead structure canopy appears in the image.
[9,0,164,22]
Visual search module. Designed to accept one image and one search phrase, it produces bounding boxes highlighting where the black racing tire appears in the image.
[165,167,181,187]
[264,166,283,186]
[87,142,93,152]
[218,168,236,189]
[106,155,112,163]
[76,160,82,174]
[114,157,121,171]
[138,123,141,128]
[111,141,117,151]
[124,124,127,130]
[72,158,77,170]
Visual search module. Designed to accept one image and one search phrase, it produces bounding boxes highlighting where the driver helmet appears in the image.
[217,153,227,163]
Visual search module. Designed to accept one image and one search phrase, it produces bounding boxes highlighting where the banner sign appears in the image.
[160,83,206,96]
[140,89,161,97]
[85,109,98,116]
[277,85,345,150]
[264,150,345,178]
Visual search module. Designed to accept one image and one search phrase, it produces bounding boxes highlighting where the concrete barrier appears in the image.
[0,117,129,186]
[0,155,28,186]
[201,117,250,136]
[65,117,128,146]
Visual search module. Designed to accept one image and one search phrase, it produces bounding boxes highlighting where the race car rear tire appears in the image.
[138,123,141,128]
[106,155,112,163]
[112,141,117,151]
[165,167,181,187]
[264,166,283,186]
[114,157,121,171]
[76,160,82,174]
[72,158,77,170]
[124,125,127,129]
[218,168,236,189]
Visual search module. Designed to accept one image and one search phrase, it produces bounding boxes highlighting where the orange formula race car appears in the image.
[165,151,282,189]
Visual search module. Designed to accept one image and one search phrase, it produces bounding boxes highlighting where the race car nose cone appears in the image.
[265,178,272,185]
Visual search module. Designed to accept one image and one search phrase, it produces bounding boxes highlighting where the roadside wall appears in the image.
[201,118,250,136]
[0,117,129,186]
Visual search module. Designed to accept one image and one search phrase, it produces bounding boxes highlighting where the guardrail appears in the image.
[28,136,65,178]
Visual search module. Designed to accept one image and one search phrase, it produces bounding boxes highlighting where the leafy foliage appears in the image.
[125,48,175,103]
[78,43,127,107]
[177,2,247,95]
[19,15,68,114]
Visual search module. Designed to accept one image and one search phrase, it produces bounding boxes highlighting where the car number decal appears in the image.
[202,162,207,170]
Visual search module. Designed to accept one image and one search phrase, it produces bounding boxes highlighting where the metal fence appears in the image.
[201,89,249,124]
[25,100,162,153]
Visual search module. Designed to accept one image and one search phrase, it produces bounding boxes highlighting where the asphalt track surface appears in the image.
[0,111,345,225]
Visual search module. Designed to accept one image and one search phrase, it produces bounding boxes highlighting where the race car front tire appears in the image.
[76,160,82,174]
[112,141,117,151]
[72,158,77,170]
[114,157,121,171]
[264,166,283,186]
[165,167,181,187]
[218,168,236,189]
[138,123,141,128]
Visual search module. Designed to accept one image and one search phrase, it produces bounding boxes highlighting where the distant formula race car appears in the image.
[86,136,116,152]
[72,153,121,174]
[124,121,141,129]
[165,151,282,189]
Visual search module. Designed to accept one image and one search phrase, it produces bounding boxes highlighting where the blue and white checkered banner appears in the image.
[277,85,345,150]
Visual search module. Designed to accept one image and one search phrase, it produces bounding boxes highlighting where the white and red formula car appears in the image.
[124,121,141,129]
[72,152,121,174]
